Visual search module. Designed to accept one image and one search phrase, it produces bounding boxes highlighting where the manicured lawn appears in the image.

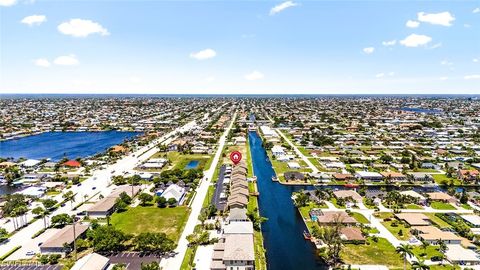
[341,237,404,269]
[150,151,212,171]
[381,220,411,241]
[461,203,473,210]
[180,246,197,270]
[430,201,456,210]
[350,212,370,224]
[424,213,452,229]
[412,245,443,260]
[404,204,423,209]
[429,265,460,270]
[373,212,393,220]
[432,174,462,185]
[111,206,190,242]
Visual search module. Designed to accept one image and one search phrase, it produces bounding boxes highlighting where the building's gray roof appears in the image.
[223,234,254,261]
[41,224,89,249]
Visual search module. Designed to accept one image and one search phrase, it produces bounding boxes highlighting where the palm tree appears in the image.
[412,259,429,270]
[63,191,75,210]
[396,243,414,270]
[32,206,48,229]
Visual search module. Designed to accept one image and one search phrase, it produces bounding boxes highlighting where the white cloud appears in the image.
[53,55,79,66]
[190,49,216,60]
[376,72,395,78]
[473,8,480,14]
[400,34,432,47]
[245,71,264,81]
[21,15,47,26]
[474,58,479,63]
[270,1,298,15]
[440,60,453,66]
[417,11,455,26]
[34,58,50,67]
[406,20,420,28]
[363,47,375,54]
[58,19,109,37]
[0,0,16,6]
[464,74,480,80]
[382,40,396,46]
[440,77,448,81]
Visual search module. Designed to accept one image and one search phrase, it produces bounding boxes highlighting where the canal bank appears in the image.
[249,130,327,270]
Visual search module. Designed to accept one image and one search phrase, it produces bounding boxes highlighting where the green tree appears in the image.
[51,213,73,227]
[87,225,129,252]
[412,259,430,270]
[134,232,175,253]
[42,198,58,210]
[62,190,75,210]
[167,198,177,207]
[396,243,414,270]
[156,196,167,208]
[138,193,153,206]
[140,262,160,270]
[0,228,8,242]
[32,206,48,229]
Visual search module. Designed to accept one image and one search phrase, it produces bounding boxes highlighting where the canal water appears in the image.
[249,131,327,270]
[0,131,140,161]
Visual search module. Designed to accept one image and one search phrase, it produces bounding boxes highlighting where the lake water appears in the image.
[0,131,140,161]
[398,107,442,114]
[249,131,326,270]
[185,160,200,169]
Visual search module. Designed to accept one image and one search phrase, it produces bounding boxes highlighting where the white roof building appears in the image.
[161,184,186,203]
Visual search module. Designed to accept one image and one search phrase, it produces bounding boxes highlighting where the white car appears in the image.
[25,251,35,256]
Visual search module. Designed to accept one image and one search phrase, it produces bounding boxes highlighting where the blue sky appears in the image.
[0,0,479,94]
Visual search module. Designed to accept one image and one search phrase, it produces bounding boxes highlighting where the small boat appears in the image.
[303,230,312,240]
[271,176,279,182]
[344,183,359,188]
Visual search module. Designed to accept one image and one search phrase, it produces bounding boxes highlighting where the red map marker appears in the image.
[230,151,242,165]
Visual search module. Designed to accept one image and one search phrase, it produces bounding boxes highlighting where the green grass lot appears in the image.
[246,137,254,178]
[381,220,411,241]
[180,245,197,270]
[150,151,213,171]
[429,265,460,270]
[350,212,370,224]
[423,213,452,229]
[412,245,443,260]
[111,206,190,242]
[461,203,473,210]
[341,237,404,269]
[432,174,462,186]
[430,201,456,210]
[404,204,423,210]
[298,146,312,157]
[374,212,393,219]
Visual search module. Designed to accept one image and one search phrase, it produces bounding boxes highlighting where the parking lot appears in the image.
[108,251,162,269]
[0,264,61,270]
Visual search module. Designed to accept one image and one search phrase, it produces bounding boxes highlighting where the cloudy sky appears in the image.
[0,0,479,94]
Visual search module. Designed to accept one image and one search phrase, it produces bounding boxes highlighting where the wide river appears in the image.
[249,131,327,270]
[0,131,140,161]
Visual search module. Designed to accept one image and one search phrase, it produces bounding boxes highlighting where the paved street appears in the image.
[0,120,198,261]
[160,112,237,270]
